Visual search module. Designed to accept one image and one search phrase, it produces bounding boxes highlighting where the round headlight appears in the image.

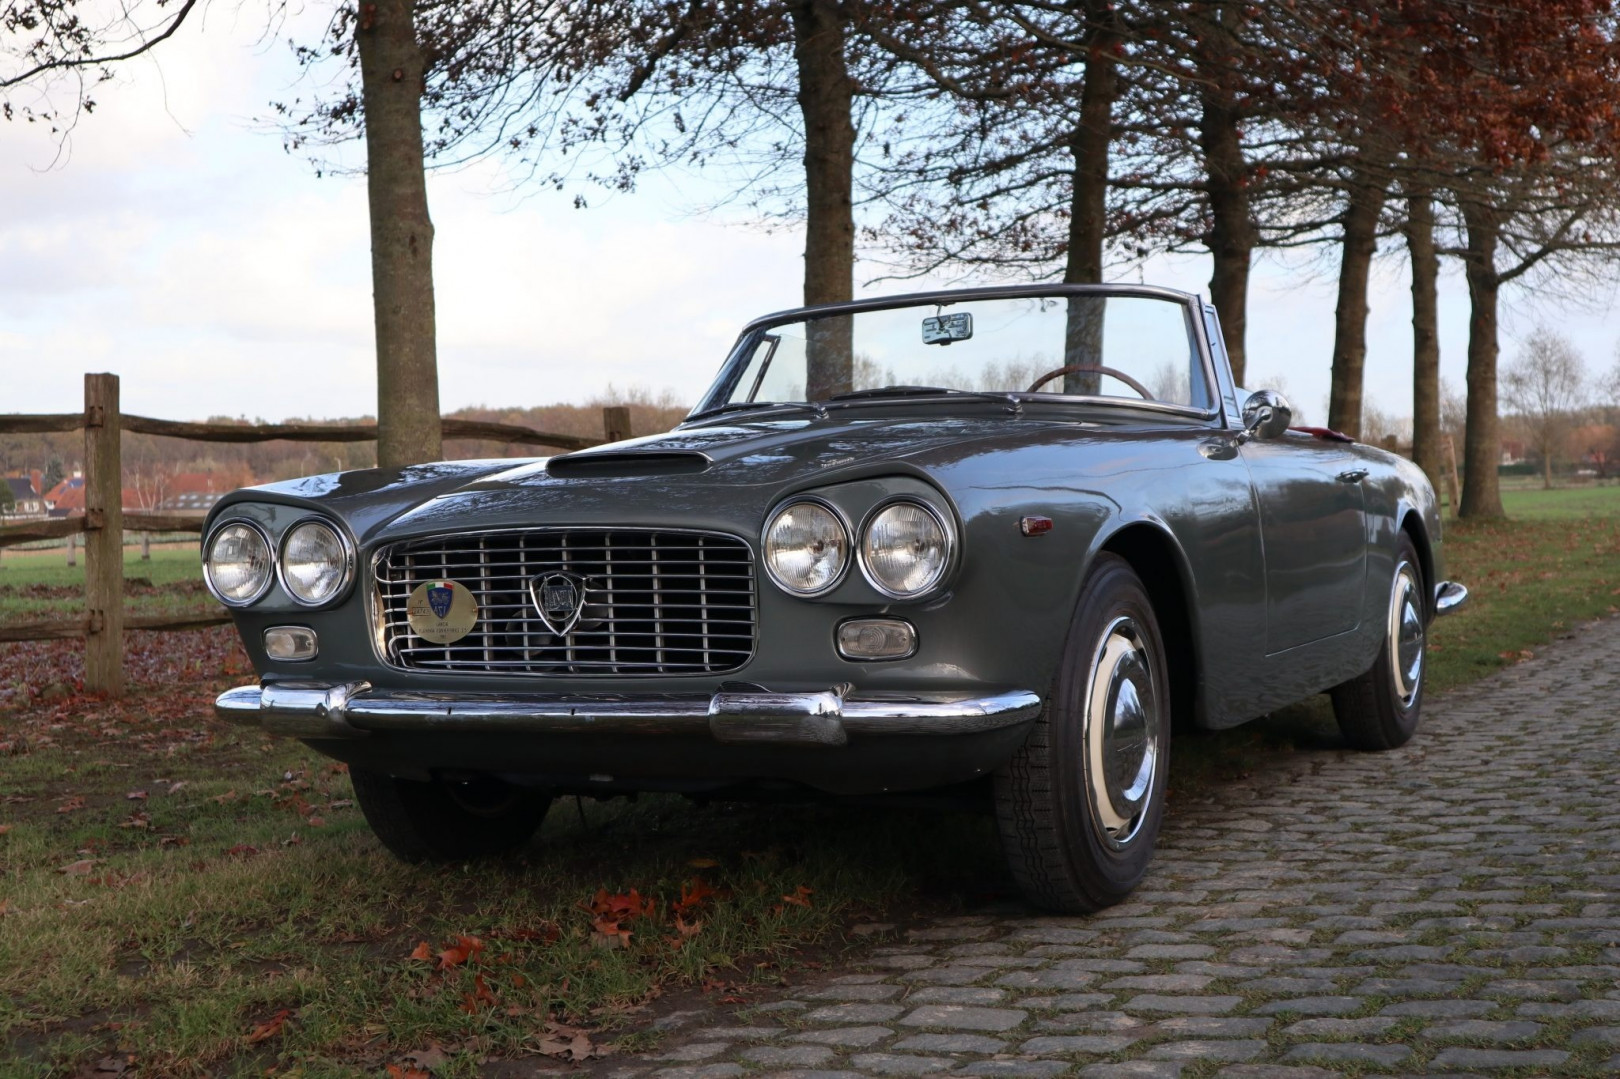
[861,501,951,598]
[764,500,849,595]
[205,522,273,606]
[280,520,351,606]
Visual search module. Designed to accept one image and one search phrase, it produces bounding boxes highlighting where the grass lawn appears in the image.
[0,546,211,624]
[2,497,1618,1076]
[1498,481,1620,519]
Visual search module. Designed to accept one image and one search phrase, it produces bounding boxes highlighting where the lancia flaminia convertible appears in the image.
[208,284,1467,913]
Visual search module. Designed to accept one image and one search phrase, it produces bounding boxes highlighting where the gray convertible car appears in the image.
[209,284,1466,913]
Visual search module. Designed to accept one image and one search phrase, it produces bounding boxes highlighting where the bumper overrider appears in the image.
[214,682,1043,747]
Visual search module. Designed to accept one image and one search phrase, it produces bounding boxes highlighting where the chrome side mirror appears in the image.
[1240,390,1293,442]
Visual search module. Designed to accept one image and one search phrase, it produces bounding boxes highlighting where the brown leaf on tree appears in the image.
[244,1008,290,1044]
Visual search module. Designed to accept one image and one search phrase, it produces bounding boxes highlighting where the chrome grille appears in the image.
[374,529,756,675]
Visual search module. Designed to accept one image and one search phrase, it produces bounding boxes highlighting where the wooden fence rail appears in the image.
[2,374,632,695]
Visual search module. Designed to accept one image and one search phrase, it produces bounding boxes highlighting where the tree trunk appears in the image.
[357,0,441,468]
[1459,201,1505,519]
[1198,9,1253,386]
[1062,11,1118,395]
[1405,188,1442,494]
[791,0,856,400]
[1327,167,1388,438]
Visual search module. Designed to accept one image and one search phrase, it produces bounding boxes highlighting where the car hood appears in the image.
[215,412,1117,545]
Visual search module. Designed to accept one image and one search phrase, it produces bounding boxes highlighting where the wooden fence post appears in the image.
[84,373,124,695]
[66,532,76,566]
[602,406,632,443]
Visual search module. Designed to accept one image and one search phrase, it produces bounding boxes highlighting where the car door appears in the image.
[1240,436,1368,654]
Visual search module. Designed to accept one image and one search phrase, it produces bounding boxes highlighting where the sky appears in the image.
[4,9,1619,429]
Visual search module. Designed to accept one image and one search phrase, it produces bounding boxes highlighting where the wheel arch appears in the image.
[1397,507,1436,620]
[1096,521,1201,732]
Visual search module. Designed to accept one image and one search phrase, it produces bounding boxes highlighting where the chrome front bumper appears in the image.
[1435,580,1469,617]
[214,682,1044,747]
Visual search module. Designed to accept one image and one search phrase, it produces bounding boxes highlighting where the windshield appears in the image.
[700,292,1212,415]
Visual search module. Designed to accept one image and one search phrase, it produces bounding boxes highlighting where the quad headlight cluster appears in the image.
[762,497,953,600]
[204,517,353,608]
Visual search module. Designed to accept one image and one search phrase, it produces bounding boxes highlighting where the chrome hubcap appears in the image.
[1084,616,1160,849]
[1389,561,1425,706]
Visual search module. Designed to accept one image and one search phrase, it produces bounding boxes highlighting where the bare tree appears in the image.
[1502,327,1587,490]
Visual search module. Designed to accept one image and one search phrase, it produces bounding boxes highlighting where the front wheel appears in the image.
[1330,532,1427,750]
[350,768,551,862]
[995,554,1171,913]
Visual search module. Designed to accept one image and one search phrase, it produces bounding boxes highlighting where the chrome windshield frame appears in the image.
[688,284,1225,425]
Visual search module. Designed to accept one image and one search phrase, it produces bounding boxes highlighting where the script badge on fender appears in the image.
[406,579,479,644]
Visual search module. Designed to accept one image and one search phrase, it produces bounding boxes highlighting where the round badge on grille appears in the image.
[406,579,479,644]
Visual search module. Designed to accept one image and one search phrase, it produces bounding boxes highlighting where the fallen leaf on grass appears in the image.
[780,885,813,908]
[60,859,97,876]
[687,857,718,868]
[57,796,86,813]
[125,790,147,801]
[400,1045,447,1072]
[306,815,325,828]
[385,1066,429,1079]
[437,935,484,969]
[408,941,435,962]
[672,877,716,915]
[459,972,499,1014]
[91,1055,135,1076]
[670,913,702,942]
[535,1021,604,1061]
[224,844,260,858]
[0,824,12,835]
[244,1008,290,1044]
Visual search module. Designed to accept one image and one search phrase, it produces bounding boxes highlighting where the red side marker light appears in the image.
[1020,515,1053,536]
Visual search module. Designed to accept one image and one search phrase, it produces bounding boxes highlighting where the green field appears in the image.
[0,546,209,622]
[1498,481,1620,519]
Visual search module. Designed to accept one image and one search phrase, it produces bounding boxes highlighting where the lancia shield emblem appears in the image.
[530,571,587,636]
[427,584,454,619]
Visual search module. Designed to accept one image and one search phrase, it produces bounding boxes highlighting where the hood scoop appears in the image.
[545,450,712,479]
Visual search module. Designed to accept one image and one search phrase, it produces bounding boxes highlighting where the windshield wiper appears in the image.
[687,399,829,422]
[827,386,1022,414]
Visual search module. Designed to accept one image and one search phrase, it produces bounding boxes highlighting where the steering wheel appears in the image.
[1026,364,1155,400]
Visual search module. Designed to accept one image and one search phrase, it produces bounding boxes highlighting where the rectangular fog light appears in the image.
[837,618,917,661]
[264,626,318,661]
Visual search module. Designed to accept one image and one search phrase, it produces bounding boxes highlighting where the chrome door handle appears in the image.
[1337,468,1368,484]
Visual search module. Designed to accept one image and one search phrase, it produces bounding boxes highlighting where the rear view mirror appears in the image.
[922,312,972,346]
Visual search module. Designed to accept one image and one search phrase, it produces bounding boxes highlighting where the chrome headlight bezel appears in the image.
[276,517,356,608]
[762,497,852,597]
[857,497,956,600]
[203,518,276,608]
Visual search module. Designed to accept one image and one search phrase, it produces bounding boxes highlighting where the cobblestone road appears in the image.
[612,615,1620,1078]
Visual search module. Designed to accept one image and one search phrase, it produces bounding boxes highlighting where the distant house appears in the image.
[4,477,45,516]
[1499,440,1527,466]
